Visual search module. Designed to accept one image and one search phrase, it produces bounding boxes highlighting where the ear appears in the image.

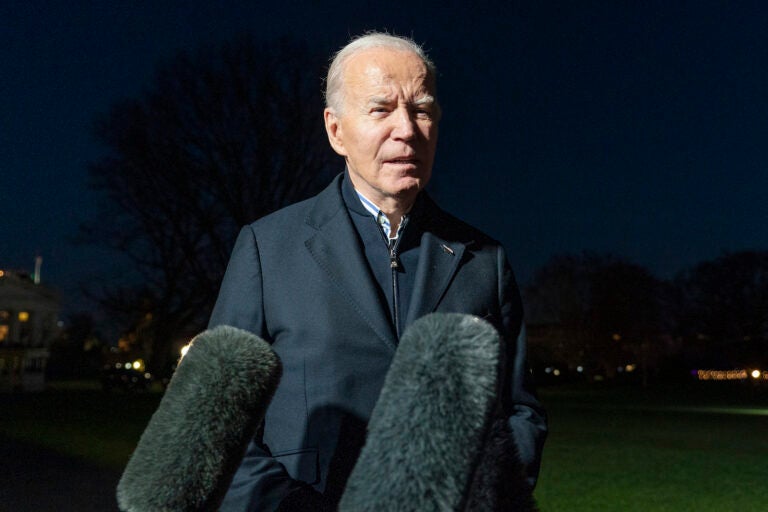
[324,108,348,157]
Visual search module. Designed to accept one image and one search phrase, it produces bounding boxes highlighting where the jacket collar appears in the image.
[404,194,467,326]
[304,173,470,348]
[304,174,398,349]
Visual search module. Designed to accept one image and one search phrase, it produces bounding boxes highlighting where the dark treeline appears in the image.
[525,251,768,384]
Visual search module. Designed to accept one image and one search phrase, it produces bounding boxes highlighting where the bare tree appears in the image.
[81,36,337,373]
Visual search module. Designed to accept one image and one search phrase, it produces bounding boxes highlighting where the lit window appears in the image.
[0,325,7,342]
[18,311,30,322]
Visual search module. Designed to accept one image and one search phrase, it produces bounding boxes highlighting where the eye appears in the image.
[414,108,432,119]
[370,106,390,116]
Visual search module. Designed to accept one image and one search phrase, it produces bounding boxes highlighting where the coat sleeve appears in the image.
[208,226,302,511]
[497,246,548,488]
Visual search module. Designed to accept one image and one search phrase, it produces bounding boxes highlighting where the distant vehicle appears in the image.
[101,364,152,392]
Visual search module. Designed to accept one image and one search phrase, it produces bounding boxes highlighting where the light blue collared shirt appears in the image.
[354,190,407,242]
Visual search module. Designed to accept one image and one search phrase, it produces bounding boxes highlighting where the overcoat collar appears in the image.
[304,175,398,349]
[404,193,467,326]
[303,174,469,349]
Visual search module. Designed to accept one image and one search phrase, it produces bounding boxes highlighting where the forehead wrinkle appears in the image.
[341,49,437,112]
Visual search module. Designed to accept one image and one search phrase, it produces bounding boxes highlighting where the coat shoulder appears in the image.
[247,174,344,238]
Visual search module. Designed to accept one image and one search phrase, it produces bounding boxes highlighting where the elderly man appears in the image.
[209,32,547,511]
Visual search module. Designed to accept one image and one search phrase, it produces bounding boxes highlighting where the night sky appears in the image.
[3,1,767,317]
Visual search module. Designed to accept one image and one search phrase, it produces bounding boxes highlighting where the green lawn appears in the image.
[1,381,766,511]
[0,382,162,470]
[534,384,768,511]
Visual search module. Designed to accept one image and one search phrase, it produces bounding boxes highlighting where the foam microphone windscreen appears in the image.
[338,313,503,512]
[117,325,281,512]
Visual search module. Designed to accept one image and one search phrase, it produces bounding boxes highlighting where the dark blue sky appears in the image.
[3,1,767,315]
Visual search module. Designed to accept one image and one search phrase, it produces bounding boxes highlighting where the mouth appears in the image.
[384,157,419,166]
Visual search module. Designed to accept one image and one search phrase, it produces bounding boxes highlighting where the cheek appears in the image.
[349,128,384,155]
[419,122,438,142]
[428,128,438,145]
[423,126,438,155]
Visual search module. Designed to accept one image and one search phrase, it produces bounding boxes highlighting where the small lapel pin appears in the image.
[440,244,455,256]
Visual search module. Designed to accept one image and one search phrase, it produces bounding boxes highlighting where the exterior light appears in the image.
[18,311,29,322]
[697,369,749,381]
[612,333,621,341]
[751,370,761,379]
[553,369,561,376]
[625,364,637,372]
[125,362,133,370]
[576,366,584,373]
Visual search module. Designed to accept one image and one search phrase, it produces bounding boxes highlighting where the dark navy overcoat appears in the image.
[209,174,547,511]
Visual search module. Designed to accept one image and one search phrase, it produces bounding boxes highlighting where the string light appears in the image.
[696,369,768,381]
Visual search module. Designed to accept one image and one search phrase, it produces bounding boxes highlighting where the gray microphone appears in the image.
[339,313,536,511]
[117,325,282,512]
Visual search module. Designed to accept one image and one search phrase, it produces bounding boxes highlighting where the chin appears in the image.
[388,177,426,196]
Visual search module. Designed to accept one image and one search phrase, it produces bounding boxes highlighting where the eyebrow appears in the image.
[367,94,437,106]
[413,95,437,106]
[368,96,394,106]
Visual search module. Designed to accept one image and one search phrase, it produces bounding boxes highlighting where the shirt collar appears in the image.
[354,189,393,236]
[341,169,421,241]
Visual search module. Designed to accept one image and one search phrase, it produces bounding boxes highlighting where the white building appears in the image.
[0,269,60,391]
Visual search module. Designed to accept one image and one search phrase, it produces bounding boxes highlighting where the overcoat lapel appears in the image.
[405,232,466,326]
[304,177,398,350]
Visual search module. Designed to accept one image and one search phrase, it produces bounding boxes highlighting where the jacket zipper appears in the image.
[378,215,408,338]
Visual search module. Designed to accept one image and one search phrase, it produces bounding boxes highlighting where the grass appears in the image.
[534,383,768,511]
[2,380,767,510]
[0,381,162,469]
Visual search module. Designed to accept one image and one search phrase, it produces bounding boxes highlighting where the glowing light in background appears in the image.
[696,369,768,381]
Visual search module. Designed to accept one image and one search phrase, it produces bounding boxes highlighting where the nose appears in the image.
[390,106,416,141]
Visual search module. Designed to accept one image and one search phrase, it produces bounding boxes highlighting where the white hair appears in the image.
[325,32,438,114]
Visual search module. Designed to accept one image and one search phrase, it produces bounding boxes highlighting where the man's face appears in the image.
[324,48,439,206]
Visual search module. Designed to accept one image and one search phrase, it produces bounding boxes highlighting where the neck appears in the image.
[347,176,418,228]
[379,199,413,234]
